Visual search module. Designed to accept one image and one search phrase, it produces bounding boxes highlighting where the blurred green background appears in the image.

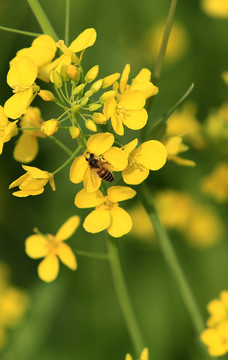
[0,0,228,359]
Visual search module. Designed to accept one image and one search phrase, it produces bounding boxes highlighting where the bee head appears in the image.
[85,152,95,162]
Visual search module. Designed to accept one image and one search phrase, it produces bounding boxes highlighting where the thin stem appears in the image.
[48,136,73,155]
[74,249,109,260]
[0,25,41,37]
[137,182,205,337]
[106,233,145,356]
[146,0,178,114]
[65,0,70,46]
[26,0,58,40]
[53,146,81,175]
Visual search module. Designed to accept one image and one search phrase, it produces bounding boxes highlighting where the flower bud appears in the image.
[102,73,120,88]
[66,65,80,82]
[41,119,59,136]
[100,90,116,103]
[69,126,80,139]
[92,112,107,124]
[85,120,97,132]
[38,90,55,101]
[89,104,102,112]
[85,65,99,83]
[73,84,85,95]
[71,104,81,113]
[91,79,103,93]
[84,89,95,98]
[52,71,63,88]
[80,97,89,106]
[60,64,69,81]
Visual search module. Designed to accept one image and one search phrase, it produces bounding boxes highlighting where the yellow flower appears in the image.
[122,138,167,184]
[70,133,128,192]
[206,291,228,327]
[201,321,228,356]
[25,216,80,282]
[125,348,149,360]
[103,64,158,136]
[10,35,57,82]
[164,136,195,167]
[75,186,136,237]
[201,0,228,18]
[4,56,39,119]
[0,106,18,154]
[13,107,45,163]
[9,165,55,197]
[200,162,228,202]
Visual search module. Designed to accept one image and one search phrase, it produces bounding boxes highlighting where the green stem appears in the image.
[106,233,145,356]
[53,146,81,175]
[137,183,205,336]
[0,25,41,37]
[48,136,73,155]
[65,0,70,46]
[26,0,58,40]
[74,249,109,260]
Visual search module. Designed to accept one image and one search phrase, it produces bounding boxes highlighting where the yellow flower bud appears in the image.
[73,84,85,95]
[85,65,99,83]
[89,104,102,112]
[91,79,103,93]
[69,126,80,139]
[80,97,89,106]
[41,119,59,136]
[85,120,97,132]
[52,71,63,88]
[102,73,120,88]
[38,90,55,101]
[71,104,81,113]
[66,65,80,82]
[84,89,95,98]
[60,64,69,81]
[100,90,116,103]
[92,112,107,124]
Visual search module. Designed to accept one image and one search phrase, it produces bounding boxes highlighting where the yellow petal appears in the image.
[140,348,149,360]
[55,216,80,241]
[25,234,49,258]
[69,28,97,52]
[107,186,136,203]
[111,114,124,136]
[171,155,196,167]
[69,155,87,183]
[122,108,148,130]
[86,132,114,155]
[9,173,29,188]
[12,188,44,197]
[13,134,38,163]
[102,73,120,89]
[4,89,34,119]
[103,147,128,171]
[22,165,50,179]
[134,140,167,170]
[74,188,104,208]
[83,166,101,193]
[0,105,8,126]
[122,164,149,185]
[103,97,117,119]
[7,56,38,88]
[83,208,111,233]
[108,206,132,237]
[120,64,130,93]
[57,243,77,270]
[122,138,138,155]
[119,91,145,110]
[31,35,57,66]
[38,254,59,282]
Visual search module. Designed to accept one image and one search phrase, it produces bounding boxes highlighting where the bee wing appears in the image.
[84,167,101,192]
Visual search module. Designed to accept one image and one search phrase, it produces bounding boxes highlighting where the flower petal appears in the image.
[55,216,80,241]
[108,206,133,237]
[119,64,130,94]
[122,108,148,130]
[69,28,97,52]
[111,114,124,136]
[103,97,117,119]
[38,254,59,282]
[119,91,145,110]
[83,166,101,192]
[13,134,38,163]
[75,188,104,208]
[7,56,38,88]
[86,132,114,155]
[69,155,87,183]
[107,186,136,203]
[4,89,34,119]
[22,165,50,179]
[57,243,77,270]
[134,140,167,170]
[12,188,44,197]
[122,138,138,155]
[25,234,48,259]
[122,164,149,185]
[103,147,128,171]
[83,208,111,233]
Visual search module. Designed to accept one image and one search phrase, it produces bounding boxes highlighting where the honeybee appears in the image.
[85,152,114,183]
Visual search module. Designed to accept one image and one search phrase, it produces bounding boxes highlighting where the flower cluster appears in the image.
[201,291,228,356]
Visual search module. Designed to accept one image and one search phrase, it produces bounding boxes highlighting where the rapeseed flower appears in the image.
[201,0,228,18]
[103,64,158,135]
[75,186,136,237]
[0,106,18,154]
[122,138,167,184]
[4,56,39,119]
[9,165,55,197]
[70,133,128,192]
[13,107,45,163]
[25,216,80,282]
[164,136,195,167]
[200,162,228,202]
